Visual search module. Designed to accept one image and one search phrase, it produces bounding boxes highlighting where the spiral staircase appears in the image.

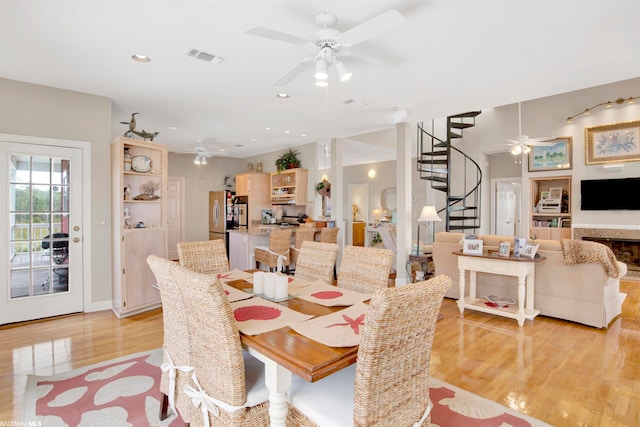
[417,112,482,232]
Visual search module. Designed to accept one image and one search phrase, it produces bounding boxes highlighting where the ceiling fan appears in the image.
[245,9,407,86]
[178,143,216,165]
[507,102,556,155]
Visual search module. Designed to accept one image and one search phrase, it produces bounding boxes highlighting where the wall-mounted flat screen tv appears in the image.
[580,177,640,210]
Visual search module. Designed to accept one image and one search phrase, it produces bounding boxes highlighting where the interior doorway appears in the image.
[491,178,522,236]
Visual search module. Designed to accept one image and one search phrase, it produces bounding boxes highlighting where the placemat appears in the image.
[222,283,255,303]
[289,302,369,347]
[295,282,372,307]
[214,269,253,283]
[231,296,313,336]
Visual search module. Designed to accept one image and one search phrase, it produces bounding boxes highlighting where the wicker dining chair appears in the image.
[180,261,271,426]
[337,245,394,293]
[290,227,317,267]
[255,228,292,272]
[177,239,229,275]
[319,226,339,243]
[294,241,339,285]
[287,274,452,427]
[147,255,194,424]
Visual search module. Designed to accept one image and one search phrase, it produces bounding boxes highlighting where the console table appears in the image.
[453,250,545,326]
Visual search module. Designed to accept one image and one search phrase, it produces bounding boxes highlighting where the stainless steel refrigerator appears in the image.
[209,190,235,254]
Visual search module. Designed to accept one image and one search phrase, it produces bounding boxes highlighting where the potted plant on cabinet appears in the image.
[275,148,301,172]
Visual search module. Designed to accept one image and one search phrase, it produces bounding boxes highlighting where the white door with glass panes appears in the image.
[1,140,85,324]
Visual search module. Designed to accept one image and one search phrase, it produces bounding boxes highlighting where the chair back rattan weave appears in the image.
[177,239,229,275]
[337,246,394,293]
[291,227,317,265]
[353,274,451,426]
[295,241,339,285]
[147,255,194,422]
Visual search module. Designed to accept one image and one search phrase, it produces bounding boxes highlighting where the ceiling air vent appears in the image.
[186,48,223,65]
[343,99,367,108]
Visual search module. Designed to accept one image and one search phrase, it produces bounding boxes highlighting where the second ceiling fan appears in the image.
[507,102,556,155]
[245,9,407,86]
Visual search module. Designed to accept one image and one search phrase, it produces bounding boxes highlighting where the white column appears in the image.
[395,122,412,286]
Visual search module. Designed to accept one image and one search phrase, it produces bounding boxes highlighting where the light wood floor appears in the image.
[1,280,638,426]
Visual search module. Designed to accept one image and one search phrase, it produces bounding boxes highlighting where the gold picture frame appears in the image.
[585,119,640,165]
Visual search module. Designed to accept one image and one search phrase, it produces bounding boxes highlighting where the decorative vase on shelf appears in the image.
[123,147,132,172]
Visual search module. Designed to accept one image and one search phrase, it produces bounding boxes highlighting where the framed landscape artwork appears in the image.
[585,119,640,164]
[528,137,572,172]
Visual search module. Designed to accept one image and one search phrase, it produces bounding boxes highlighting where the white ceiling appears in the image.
[2,0,639,163]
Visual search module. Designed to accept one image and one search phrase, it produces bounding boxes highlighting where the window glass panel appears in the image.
[31,157,51,184]
[10,184,30,211]
[32,185,50,212]
[10,214,31,241]
[10,154,29,183]
[32,214,50,240]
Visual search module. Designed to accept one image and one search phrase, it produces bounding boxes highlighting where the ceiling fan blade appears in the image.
[245,26,309,46]
[505,138,520,144]
[341,9,406,46]
[273,57,315,86]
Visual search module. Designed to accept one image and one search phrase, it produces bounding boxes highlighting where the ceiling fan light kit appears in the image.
[507,102,555,156]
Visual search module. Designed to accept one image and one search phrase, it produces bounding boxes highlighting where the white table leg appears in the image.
[516,274,526,327]
[526,269,535,311]
[247,348,292,427]
[469,270,477,299]
[457,268,466,313]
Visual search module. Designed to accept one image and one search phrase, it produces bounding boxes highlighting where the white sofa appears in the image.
[432,232,627,328]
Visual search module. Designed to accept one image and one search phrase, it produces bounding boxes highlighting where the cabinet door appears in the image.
[353,223,365,246]
[122,229,165,310]
[236,174,249,196]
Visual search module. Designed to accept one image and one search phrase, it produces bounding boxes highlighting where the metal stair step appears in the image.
[417,159,448,164]
[419,150,448,156]
[448,225,479,230]
[431,185,449,192]
[449,215,479,220]
[449,111,482,119]
[422,176,448,183]
[449,122,475,129]
[448,205,478,212]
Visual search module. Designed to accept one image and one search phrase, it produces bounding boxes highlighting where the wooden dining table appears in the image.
[227,277,360,427]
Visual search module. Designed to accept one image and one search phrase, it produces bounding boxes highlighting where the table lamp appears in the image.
[416,205,442,255]
[371,207,383,225]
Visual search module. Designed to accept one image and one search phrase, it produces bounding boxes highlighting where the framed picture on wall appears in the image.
[528,137,573,172]
[585,120,640,164]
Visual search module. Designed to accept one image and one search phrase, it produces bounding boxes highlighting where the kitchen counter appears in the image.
[229,224,302,236]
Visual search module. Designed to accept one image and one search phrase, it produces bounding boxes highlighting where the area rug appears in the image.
[24,349,550,426]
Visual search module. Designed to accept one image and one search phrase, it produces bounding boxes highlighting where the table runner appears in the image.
[230,296,313,335]
[295,282,372,307]
[289,302,369,347]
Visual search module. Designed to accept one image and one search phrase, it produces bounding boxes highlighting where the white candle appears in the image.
[275,275,288,300]
[253,271,265,294]
[264,273,276,299]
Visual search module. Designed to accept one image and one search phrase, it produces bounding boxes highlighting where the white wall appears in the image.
[0,78,112,304]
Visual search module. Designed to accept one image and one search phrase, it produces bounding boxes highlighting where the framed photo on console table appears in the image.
[498,241,511,257]
[520,243,540,259]
[585,119,640,165]
[528,137,572,172]
[463,239,483,255]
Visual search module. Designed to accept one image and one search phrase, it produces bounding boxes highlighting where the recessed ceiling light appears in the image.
[131,54,150,63]
[265,127,271,131]
[250,139,257,142]
[167,126,178,130]
[301,134,306,137]
[285,130,290,134]
[276,93,290,98]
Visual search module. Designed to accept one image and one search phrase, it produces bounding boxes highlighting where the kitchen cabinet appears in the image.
[111,137,167,317]
[235,173,271,224]
[530,175,571,240]
[353,222,365,246]
[270,168,308,205]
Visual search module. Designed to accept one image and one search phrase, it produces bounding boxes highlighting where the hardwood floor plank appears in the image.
[1,281,638,425]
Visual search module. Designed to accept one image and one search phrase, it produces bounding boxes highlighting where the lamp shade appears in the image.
[371,208,383,219]
[417,206,442,222]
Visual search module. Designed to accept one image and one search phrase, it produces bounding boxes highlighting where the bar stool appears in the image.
[255,228,292,272]
[290,226,316,270]
[319,227,339,279]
